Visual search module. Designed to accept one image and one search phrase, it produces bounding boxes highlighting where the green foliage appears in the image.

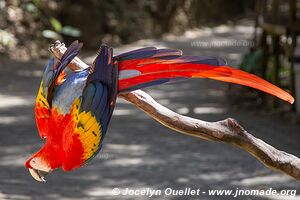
[23,3,38,13]
[44,17,81,39]
[266,56,288,84]
[42,30,62,40]
[50,17,62,33]
[240,48,289,87]
[61,26,81,37]
[240,48,263,73]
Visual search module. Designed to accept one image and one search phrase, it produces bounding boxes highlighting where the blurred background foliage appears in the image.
[0,0,254,60]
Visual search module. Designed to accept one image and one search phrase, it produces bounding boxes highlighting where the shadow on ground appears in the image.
[0,24,299,200]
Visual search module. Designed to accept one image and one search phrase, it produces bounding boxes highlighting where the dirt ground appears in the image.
[0,25,299,200]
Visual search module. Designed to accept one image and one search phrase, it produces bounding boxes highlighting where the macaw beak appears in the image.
[27,157,51,182]
[28,168,49,182]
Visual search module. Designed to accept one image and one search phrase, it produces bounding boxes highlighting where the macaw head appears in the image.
[25,141,65,182]
[25,111,87,182]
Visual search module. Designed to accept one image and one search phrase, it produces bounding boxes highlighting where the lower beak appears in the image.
[28,168,49,182]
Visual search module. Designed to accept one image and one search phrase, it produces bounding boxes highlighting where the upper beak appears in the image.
[28,168,49,182]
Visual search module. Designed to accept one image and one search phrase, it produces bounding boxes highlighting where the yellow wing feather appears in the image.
[70,99,102,160]
[36,82,50,113]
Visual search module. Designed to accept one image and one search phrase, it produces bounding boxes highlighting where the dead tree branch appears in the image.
[51,41,300,181]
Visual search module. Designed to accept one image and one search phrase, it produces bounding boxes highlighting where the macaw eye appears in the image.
[29,157,51,172]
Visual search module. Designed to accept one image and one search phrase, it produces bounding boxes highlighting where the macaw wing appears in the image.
[63,45,117,170]
[63,83,109,170]
[35,58,54,139]
[35,41,82,139]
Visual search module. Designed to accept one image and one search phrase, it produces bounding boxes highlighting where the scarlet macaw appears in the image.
[25,41,294,182]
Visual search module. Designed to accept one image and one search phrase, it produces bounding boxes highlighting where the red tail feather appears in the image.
[116,56,294,104]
